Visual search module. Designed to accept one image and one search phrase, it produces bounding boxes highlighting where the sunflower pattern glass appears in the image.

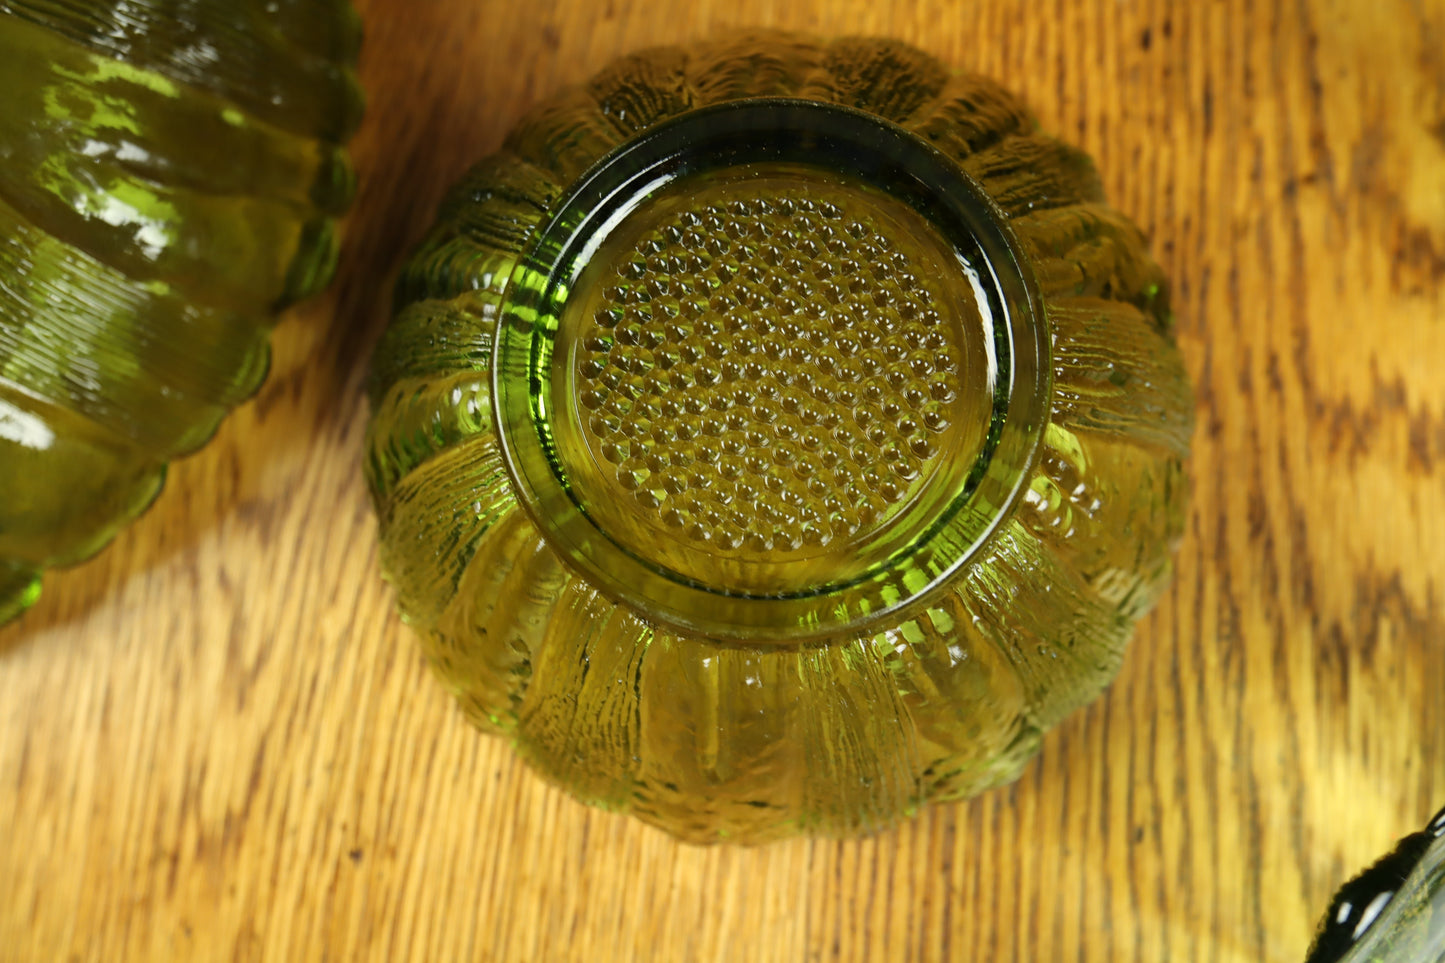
[367,33,1193,843]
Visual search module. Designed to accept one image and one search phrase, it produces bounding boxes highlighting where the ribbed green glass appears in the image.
[367,33,1193,843]
[0,0,363,624]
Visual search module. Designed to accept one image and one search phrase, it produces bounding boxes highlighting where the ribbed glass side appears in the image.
[0,0,363,622]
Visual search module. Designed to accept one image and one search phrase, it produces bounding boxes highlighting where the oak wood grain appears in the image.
[3,0,1443,960]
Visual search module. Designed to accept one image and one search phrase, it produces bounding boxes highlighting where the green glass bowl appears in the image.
[0,0,363,623]
[367,33,1194,843]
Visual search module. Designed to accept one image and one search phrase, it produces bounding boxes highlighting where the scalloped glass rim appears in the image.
[493,98,1051,642]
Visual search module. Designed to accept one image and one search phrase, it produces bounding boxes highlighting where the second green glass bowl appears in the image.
[0,0,363,624]
[367,34,1193,843]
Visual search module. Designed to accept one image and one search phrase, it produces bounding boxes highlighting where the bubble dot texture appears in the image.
[571,178,969,558]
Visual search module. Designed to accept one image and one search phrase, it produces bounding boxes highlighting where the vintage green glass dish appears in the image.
[0,0,363,623]
[367,34,1194,843]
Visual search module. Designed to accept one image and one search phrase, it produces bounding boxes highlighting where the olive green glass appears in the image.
[367,34,1194,843]
[0,0,363,624]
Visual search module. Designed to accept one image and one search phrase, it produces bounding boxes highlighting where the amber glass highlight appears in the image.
[0,0,363,623]
[368,34,1193,843]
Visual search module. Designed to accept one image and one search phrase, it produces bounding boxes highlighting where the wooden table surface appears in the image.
[4,1,1444,960]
